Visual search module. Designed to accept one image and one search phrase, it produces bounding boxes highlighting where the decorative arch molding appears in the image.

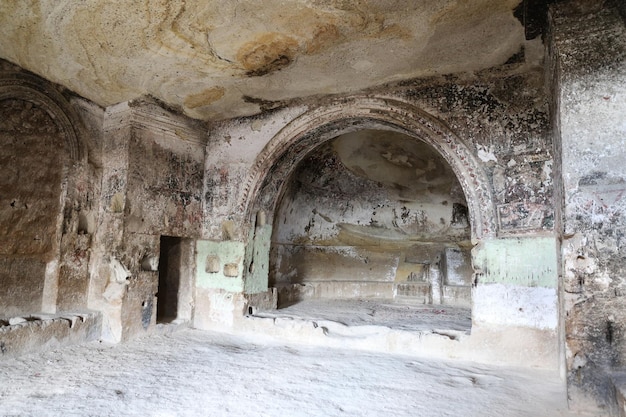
[240,96,498,243]
[0,71,84,161]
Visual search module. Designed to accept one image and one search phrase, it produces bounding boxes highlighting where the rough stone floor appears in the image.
[0,325,587,417]
[256,299,472,332]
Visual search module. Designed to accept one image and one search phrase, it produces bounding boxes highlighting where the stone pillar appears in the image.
[55,99,104,313]
[551,3,626,411]
[87,102,132,343]
[243,211,272,295]
[428,262,442,305]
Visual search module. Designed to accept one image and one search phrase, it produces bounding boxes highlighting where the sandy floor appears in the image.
[0,327,584,417]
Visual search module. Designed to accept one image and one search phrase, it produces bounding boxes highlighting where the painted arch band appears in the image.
[240,96,497,243]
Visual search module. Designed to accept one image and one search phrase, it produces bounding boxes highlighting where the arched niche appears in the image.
[0,71,84,161]
[0,69,88,315]
[241,97,496,242]
[271,129,476,306]
[240,97,497,303]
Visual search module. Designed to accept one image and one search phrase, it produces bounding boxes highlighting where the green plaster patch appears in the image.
[244,224,272,294]
[473,236,558,288]
[196,240,245,292]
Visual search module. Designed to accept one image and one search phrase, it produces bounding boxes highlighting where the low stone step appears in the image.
[0,312,102,358]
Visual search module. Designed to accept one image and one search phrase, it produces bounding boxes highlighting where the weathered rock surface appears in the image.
[0,0,533,121]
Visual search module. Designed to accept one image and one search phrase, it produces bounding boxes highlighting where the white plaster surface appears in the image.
[96,257,131,343]
[473,283,558,330]
[477,145,498,163]
[207,106,306,165]
[0,328,581,417]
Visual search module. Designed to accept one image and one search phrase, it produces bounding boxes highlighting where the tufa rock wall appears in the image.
[551,3,626,412]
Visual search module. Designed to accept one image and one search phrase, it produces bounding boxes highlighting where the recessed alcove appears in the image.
[157,236,183,324]
[268,129,474,324]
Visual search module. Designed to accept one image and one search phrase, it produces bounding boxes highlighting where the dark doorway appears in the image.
[157,236,182,323]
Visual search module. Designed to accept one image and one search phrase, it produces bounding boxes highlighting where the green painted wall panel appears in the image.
[244,224,272,294]
[473,236,558,288]
[196,240,245,292]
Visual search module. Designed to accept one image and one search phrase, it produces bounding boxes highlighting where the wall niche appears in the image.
[269,129,473,307]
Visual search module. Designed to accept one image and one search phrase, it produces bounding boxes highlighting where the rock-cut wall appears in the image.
[551,3,626,412]
[198,55,561,370]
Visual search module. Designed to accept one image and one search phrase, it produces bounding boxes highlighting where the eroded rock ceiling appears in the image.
[0,0,538,121]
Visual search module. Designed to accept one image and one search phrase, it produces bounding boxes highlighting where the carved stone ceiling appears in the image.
[0,0,536,121]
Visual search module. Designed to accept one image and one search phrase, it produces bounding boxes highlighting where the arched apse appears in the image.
[271,129,475,306]
[240,97,497,300]
[241,97,496,242]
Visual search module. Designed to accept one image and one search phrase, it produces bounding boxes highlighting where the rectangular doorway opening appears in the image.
[157,236,182,324]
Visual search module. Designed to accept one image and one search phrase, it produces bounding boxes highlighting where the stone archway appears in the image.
[271,129,476,308]
[240,96,496,243]
[240,96,497,303]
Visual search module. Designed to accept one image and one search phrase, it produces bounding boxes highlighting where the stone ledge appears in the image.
[0,312,102,359]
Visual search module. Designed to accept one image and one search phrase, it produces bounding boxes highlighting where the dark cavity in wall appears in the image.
[513,0,557,40]
[157,236,182,324]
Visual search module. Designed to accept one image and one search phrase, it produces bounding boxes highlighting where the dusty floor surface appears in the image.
[0,326,586,417]
[257,299,472,332]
